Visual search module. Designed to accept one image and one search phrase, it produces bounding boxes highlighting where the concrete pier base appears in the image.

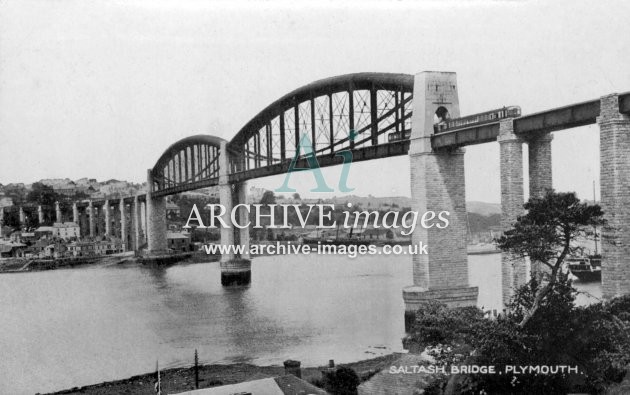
[220,258,251,286]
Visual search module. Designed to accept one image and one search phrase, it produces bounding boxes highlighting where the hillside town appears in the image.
[0,178,144,260]
[0,178,505,263]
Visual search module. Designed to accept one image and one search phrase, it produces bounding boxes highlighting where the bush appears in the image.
[321,366,360,395]
[407,300,486,346]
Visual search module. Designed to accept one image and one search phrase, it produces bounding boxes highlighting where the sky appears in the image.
[1,0,629,203]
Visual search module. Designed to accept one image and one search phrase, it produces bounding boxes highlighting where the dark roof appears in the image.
[274,375,328,395]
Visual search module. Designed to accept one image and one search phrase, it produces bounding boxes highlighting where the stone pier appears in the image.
[219,141,251,286]
[598,94,630,299]
[146,170,168,253]
[402,71,478,331]
[499,119,527,308]
[72,203,79,224]
[55,201,62,223]
[119,198,127,251]
[132,195,142,250]
[527,132,553,282]
[88,201,95,237]
[104,200,111,237]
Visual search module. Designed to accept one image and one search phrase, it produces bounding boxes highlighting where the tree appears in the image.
[496,190,605,327]
[27,182,59,206]
[292,192,301,201]
[259,190,276,205]
[2,210,20,229]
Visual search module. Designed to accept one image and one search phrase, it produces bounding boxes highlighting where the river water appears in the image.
[0,252,602,394]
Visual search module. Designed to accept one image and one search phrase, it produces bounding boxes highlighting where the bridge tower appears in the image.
[402,71,478,330]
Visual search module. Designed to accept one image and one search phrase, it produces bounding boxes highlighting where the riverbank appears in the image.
[0,250,220,273]
[0,253,135,273]
[44,354,401,395]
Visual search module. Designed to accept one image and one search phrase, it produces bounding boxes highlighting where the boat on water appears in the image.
[566,182,603,283]
[566,255,601,282]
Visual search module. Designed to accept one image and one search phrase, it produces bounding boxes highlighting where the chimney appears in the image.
[283,359,301,378]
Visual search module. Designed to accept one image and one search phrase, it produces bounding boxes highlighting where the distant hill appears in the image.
[467,201,501,216]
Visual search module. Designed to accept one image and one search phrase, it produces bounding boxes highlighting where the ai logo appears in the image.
[275,130,356,193]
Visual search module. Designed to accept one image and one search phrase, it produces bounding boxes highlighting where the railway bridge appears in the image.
[4,71,630,320]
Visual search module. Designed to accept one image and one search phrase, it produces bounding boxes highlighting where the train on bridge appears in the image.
[387,106,521,142]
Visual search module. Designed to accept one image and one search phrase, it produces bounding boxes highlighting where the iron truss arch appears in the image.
[228,73,415,182]
[150,135,227,197]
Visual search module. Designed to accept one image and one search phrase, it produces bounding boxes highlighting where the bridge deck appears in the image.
[431,91,630,150]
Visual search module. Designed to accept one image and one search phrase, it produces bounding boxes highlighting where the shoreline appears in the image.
[0,254,133,273]
[42,353,401,395]
[0,251,220,273]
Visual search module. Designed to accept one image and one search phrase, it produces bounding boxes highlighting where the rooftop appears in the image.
[172,375,327,395]
[53,222,79,228]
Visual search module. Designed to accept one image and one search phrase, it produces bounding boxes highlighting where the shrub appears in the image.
[321,366,360,395]
[407,281,630,394]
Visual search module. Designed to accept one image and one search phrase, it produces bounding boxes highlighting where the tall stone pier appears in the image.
[498,119,527,307]
[119,198,127,250]
[598,94,630,299]
[402,71,478,331]
[132,195,143,250]
[104,200,111,237]
[88,201,95,237]
[72,203,79,224]
[527,132,553,282]
[146,170,168,253]
[55,201,62,223]
[218,141,251,286]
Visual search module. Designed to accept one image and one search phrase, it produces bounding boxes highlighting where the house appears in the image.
[29,239,50,256]
[0,241,27,258]
[167,231,193,252]
[9,231,22,243]
[43,243,67,259]
[35,226,54,239]
[166,201,180,217]
[20,232,37,243]
[0,196,13,207]
[53,182,77,196]
[53,222,80,240]
[67,240,123,257]
[9,231,36,244]
[172,375,327,395]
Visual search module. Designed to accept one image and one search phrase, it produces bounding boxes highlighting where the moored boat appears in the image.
[566,256,601,282]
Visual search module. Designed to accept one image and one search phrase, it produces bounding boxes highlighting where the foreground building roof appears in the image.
[172,375,328,395]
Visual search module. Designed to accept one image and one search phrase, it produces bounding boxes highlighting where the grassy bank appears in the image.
[44,354,401,395]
